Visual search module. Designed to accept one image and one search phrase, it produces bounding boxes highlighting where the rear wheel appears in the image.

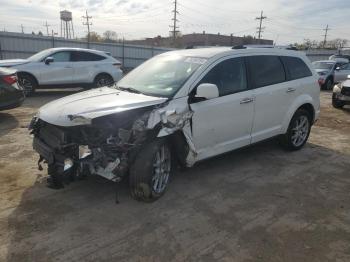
[280,109,311,151]
[18,73,37,96]
[332,93,345,109]
[93,74,114,88]
[129,139,172,202]
[324,78,333,90]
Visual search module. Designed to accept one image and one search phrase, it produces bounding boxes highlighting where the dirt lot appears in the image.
[0,90,349,262]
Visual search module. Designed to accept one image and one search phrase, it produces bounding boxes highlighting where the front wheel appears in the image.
[332,93,344,109]
[129,139,172,202]
[280,109,312,151]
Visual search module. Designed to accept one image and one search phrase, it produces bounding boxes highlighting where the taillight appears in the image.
[318,78,325,87]
[3,74,17,85]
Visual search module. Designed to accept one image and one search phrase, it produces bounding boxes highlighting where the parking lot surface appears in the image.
[0,90,349,262]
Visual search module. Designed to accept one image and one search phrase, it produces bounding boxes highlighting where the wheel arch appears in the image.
[281,95,316,134]
[93,72,113,82]
[17,71,39,85]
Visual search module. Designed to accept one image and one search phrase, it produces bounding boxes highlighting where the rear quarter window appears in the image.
[247,55,286,88]
[281,56,312,80]
[71,51,106,62]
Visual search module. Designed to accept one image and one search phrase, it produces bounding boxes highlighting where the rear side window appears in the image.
[247,56,286,88]
[281,56,312,80]
[71,51,106,62]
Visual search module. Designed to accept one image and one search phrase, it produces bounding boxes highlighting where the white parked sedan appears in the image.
[0,48,123,95]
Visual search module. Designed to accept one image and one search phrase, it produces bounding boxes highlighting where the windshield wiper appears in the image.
[117,86,142,94]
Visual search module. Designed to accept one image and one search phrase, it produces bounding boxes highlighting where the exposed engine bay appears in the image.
[29,93,196,190]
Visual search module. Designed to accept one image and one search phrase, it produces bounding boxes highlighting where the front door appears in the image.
[189,57,255,161]
[39,51,74,85]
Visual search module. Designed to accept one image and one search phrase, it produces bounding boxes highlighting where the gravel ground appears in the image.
[0,89,349,262]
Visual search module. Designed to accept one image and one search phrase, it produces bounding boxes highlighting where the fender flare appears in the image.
[281,94,316,134]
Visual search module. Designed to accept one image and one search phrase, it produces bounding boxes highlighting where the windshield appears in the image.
[116,54,206,97]
[27,49,53,62]
[312,61,334,70]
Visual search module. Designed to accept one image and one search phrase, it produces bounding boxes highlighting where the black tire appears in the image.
[18,73,37,96]
[129,139,172,202]
[332,93,344,109]
[324,78,333,90]
[93,74,114,88]
[280,109,312,151]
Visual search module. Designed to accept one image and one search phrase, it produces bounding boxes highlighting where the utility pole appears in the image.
[255,11,267,40]
[82,10,92,48]
[169,0,179,46]
[44,21,50,36]
[20,24,24,34]
[323,24,330,48]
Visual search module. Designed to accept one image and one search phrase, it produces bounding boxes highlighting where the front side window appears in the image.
[199,58,247,96]
[247,55,286,88]
[281,56,312,80]
[50,51,71,62]
[117,54,206,97]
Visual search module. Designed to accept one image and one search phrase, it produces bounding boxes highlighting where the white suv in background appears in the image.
[30,46,320,202]
[0,48,123,95]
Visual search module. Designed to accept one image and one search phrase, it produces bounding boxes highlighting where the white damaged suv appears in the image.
[30,46,320,202]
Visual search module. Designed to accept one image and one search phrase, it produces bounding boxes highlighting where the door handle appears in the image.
[286,88,296,93]
[240,97,254,104]
[64,66,72,69]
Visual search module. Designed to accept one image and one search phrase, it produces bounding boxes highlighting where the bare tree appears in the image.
[103,30,118,42]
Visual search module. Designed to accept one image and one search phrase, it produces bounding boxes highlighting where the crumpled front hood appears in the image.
[38,87,168,126]
[0,59,29,67]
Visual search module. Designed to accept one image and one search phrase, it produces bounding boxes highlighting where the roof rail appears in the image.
[232,44,297,50]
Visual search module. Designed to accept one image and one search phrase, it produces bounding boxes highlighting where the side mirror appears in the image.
[44,57,54,65]
[335,67,340,71]
[196,83,219,100]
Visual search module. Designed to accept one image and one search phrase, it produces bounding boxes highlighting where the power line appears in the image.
[255,11,267,39]
[82,10,92,48]
[323,24,330,48]
[170,0,179,46]
[43,21,50,36]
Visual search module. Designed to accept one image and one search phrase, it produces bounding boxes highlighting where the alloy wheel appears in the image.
[291,115,309,147]
[152,144,171,194]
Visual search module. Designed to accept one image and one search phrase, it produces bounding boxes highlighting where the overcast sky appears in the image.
[0,0,350,44]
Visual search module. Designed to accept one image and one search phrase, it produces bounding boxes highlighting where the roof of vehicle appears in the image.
[46,47,108,55]
[161,46,306,59]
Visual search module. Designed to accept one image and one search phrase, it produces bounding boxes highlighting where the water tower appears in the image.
[60,10,74,39]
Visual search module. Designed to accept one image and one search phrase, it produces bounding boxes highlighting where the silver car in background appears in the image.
[0,48,123,95]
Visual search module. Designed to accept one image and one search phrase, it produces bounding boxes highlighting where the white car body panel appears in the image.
[38,87,167,126]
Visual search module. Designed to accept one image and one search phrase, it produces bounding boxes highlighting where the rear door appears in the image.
[190,57,255,160]
[39,51,74,85]
[70,51,106,84]
[248,55,292,143]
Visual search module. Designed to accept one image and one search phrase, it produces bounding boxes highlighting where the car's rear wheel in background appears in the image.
[129,139,172,202]
[332,93,345,109]
[93,74,114,88]
[324,78,333,90]
[18,73,37,96]
[280,109,312,151]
